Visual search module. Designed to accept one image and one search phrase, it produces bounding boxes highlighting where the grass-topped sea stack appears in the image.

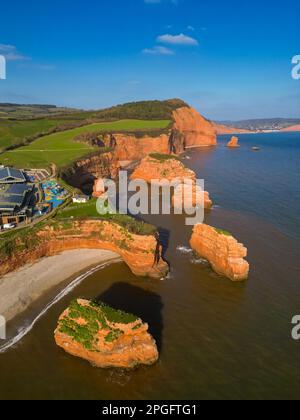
[54,299,159,369]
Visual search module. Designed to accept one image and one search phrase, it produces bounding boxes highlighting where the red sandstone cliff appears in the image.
[55,299,159,369]
[131,155,196,184]
[173,184,212,210]
[0,220,168,280]
[190,224,249,281]
[63,104,217,192]
[172,107,217,147]
[131,155,212,210]
[103,130,185,163]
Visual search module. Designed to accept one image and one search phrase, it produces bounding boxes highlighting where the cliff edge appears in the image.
[131,154,213,210]
[0,219,168,280]
[173,107,217,148]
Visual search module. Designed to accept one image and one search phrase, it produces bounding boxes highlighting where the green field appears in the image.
[0,118,76,151]
[0,99,184,152]
[58,198,100,218]
[0,119,170,169]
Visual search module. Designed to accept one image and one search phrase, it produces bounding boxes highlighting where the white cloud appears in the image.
[143,46,175,55]
[157,33,198,46]
[0,44,29,61]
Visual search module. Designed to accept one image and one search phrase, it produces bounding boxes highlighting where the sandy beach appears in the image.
[0,249,121,321]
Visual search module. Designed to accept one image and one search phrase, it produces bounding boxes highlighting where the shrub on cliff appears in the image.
[149,152,182,163]
[90,99,188,121]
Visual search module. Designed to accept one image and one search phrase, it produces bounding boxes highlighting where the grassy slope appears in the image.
[0,119,170,169]
[0,104,78,120]
[0,118,74,151]
[0,99,186,152]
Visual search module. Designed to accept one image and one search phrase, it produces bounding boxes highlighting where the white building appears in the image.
[72,195,90,204]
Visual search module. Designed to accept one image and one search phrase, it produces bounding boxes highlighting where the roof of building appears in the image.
[0,183,33,212]
[0,167,26,184]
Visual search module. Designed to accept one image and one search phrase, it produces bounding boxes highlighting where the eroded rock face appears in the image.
[62,152,119,193]
[131,155,213,210]
[63,104,216,191]
[108,130,185,162]
[0,220,168,280]
[172,107,217,147]
[131,155,196,183]
[173,184,213,210]
[55,299,159,369]
[227,136,240,148]
[190,224,249,281]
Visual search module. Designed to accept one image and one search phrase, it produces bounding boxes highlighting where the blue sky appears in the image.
[0,0,299,120]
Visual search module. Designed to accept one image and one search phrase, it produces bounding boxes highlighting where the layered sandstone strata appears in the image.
[103,130,185,162]
[62,104,217,191]
[190,224,249,281]
[172,107,217,147]
[172,184,213,210]
[62,151,119,192]
[55,299,159,369]
[227,136,240,148]
[131,154,196,183]
[131,155,213,210]
[0,219,168,279]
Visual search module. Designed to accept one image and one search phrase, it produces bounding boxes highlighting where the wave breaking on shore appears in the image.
[0,259,121,354]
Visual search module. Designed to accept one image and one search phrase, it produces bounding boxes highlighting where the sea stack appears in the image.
[190,224,249,281]
[227,136,240,148]
[172,183,213,210]
[131,154,213,210]
[55,299,159,369]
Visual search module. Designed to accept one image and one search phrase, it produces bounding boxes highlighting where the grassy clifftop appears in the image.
[0,119,170,169]
[0,98,186,156]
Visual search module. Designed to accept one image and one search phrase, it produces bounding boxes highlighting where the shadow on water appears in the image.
[94,282,164,352]
[157,226,170,260]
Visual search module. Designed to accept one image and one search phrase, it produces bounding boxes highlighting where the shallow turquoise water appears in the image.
[0,132,299,400]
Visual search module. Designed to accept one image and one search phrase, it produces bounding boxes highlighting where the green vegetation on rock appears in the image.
[86,99,187,121]
[149,153,182,163]
[57,198,157,236]
[0,98,186,154]
[0,203,157,262]
[58,300,139,350]
[214,228,232,236]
